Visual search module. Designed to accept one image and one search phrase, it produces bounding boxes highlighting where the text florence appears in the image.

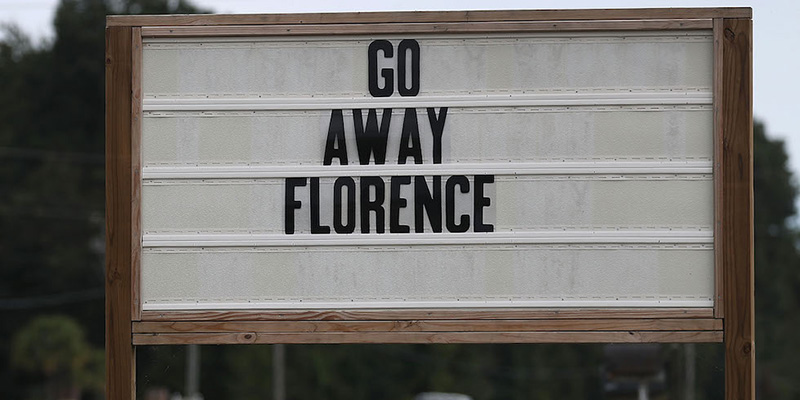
[285,175,494,234]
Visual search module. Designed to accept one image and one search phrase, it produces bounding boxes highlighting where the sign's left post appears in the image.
[105,24,138,400]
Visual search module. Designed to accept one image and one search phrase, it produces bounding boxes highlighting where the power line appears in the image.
[0,206,102,221]
[0,146,104,164]
[0,287,103,310]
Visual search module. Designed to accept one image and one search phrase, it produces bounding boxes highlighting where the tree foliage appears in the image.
[753,122,800,396]
[11,315,104,399]
[0,1,207,398]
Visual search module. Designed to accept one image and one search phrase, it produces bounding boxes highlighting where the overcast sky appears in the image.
[2,0,798,191]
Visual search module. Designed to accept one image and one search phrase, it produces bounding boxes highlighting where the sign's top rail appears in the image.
[107,8,752,28]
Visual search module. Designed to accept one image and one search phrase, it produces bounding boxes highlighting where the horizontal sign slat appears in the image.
[142,160,712,179]
[142,177,712,234]
[143,32,711,97]
[141,244,713,310]
[142,107,712,167]
[142,91,712,111]
[143,230,713,247]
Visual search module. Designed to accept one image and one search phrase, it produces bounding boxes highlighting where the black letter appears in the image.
[353,109,392,165]
[368,40,393,97]
[285,178,307,234]
[323,110,348,165]
[390,176,411,233]
[415,176,442,233]
[427,107,447,164]
[445,175,470,233]
[333,177,356,233]
[398,108,422,164]
[397,39,420,96]
[473,175,494,232]
[310,177,331,234]
[360,176,385,233]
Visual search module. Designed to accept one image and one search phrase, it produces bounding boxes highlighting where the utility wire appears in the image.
[0,146,104,164]
[0,287,103,310]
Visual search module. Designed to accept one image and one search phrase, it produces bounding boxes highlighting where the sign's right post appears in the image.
[715,16,754,400]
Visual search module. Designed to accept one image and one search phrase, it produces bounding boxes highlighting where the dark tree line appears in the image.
[1,1,798,399]
[1,1,208,398]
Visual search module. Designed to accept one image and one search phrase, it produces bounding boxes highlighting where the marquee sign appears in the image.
[106,8,753,400]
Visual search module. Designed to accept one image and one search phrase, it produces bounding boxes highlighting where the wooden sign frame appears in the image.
[105,8,753,399]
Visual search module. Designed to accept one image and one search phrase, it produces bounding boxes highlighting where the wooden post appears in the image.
[720,18,754,400]
[106,25,136,400]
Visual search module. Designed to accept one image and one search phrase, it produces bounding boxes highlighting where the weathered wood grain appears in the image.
[140,308,715,322]
[713,18,725,319]
[133,319,722,334]
[141,19,712,37]
[107,8,751,27]
[105,25,135,400]
[130,27,142,322]
[133,331,723,345]
[721,17,754,400]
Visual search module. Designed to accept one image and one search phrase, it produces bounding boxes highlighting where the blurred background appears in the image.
[0,0,796,399]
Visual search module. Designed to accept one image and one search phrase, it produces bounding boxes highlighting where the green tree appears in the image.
[11,315,104,400]
[0,1,207,398]
[752,121,800,397]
